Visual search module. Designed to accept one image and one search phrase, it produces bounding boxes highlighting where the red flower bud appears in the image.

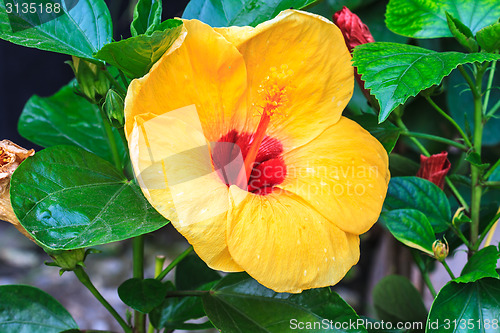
[416,152,451,190]
[333,6,375,53]
[333,7,375,106]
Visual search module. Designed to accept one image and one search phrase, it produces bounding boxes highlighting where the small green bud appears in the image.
[47,248,86,272]
[103,90,125,128]
[432,239,449,262]
[69,56,110,103]
[452,207,471,227]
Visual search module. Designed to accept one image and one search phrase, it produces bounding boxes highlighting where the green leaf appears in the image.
[379,209,435,255]
[465,152,490,171]
[373,275,427,324]
[182,0,320,27]
[150,281,217,330]
[95,19,183,78]
[175,254,221,290]
[384,177,451,233]
[385,0,500,38]
[349,113,402,153]
[0,0,112,59]
[202,273,366,333]
[353,42,500,122]
[10,146,169,250]
[131,0,162,36]
[118,278,168,313]
[18,83,125,165]
[150,254,220,329]
[427,278,500,332]
[0,285,78,332]
[445,12,478,53]
[477,22,500,53]
[455,246,500,283]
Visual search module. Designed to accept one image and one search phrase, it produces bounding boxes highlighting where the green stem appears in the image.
[483,181,500,188]
[156,246,193,281]
[102,68,127,96]
[147,256,165,333]
[446,178,470,211]
[483,61,496,114]
[412,251,437,298]
[469,64,486,250]
[133,235,145,333]
[74,266,132,333]
[98,106,122,170]
[450,226,472,250]
[458,65,479,98]
[165,290,208,298]
[401,131,468,151]
[441,260,456,279]
[484,159,500,180]
[424,96,472,147]
[396,116,469,210]
[395,118,430,156]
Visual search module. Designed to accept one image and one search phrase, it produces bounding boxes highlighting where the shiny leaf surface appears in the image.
[455,246,500,283]
[353,42,500,122]
[0,0,112,59]
[384,177,451,233]
[385,0,500,38]
[10,146,169,250]
[427,278,500,333]
[379,209,435,255]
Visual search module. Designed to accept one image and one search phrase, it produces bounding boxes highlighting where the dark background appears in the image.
[0,0,189,148]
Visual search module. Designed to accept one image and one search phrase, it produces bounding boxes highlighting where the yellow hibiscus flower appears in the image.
[124,9,390,293]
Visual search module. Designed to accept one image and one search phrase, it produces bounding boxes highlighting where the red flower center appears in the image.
[212,130,287,195]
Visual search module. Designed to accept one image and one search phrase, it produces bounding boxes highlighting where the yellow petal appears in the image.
[124,19,248,142]
[227,186,360,293]
[217,10,353,150]
[129,106,242,271]
[280,117,390,235]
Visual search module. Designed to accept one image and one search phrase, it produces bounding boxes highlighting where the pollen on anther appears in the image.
[256,65,294,117]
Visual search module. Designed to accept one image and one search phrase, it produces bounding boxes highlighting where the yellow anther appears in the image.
[256,65,294,117]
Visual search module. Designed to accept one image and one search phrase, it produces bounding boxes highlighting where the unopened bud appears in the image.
[432,239,449,262]
[333,6,377,108]
[103,90,125,128]
[47,248,87,274]
[68,56,110,103]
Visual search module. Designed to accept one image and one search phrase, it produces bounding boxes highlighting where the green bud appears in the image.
[47,248,86,272]
[103,90,125,128]
[69,56,110,103]
[432,239,449,262]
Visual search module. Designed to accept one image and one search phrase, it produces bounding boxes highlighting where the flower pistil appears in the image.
[241,65,293,184]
